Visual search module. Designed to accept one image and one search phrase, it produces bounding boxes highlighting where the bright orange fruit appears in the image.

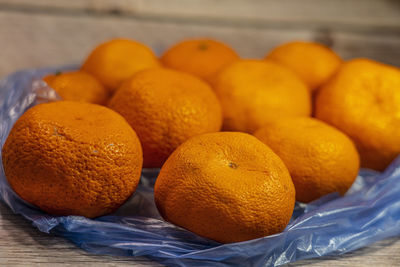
[2,101,143,218]
[161,39,239,83]
[154,132,295,243]
[315,58,400,171]
[43,71,108,105]
[81,39,160,93]
[266,41,342,91]
[213,59,311,133]
[108,68,222,168]
[254,117,360,203]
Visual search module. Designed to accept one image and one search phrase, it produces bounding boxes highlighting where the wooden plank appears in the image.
[0,0,399,31]
[0,9,312,78]
[0,10,400,79]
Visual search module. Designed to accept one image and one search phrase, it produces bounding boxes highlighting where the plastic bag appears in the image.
[1,66,400,267]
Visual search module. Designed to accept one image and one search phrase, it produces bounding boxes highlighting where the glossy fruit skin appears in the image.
[108,68,222,168]
[266,41,342,91]
[254,117,360,203]
[315,58,400,171]
[81,39,160,93]
[154,132,295,243]
[2,101,143,218]
[213,59,311,133]
[161,39,239,84]
[43,71,109,105]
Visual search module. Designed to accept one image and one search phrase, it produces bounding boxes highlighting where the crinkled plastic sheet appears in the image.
[1,66,400,267]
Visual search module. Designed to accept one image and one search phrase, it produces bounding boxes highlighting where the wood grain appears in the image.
[1,0,400,29]
[0,3,400,79]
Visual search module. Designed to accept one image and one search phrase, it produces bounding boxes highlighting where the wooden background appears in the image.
[1,0,400,78]
[1,0,400,266]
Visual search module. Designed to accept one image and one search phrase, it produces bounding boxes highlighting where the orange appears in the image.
[213,59,311,133]
[81,39,160,93]
[108,68,222,168]
[254,117,360,203]
[43,70,109,105]
[2,101,143,218]
[154,132,295,243]
[266,41,342,91]
[161,39,239,84]
[315,58,400,171]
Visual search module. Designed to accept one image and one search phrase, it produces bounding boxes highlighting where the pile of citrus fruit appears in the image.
[2,38,400,243]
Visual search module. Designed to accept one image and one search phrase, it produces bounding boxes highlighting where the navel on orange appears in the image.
[154,132,295,243]
[2,101,143,218]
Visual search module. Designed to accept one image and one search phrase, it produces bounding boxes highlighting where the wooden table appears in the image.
[1,1,400,266]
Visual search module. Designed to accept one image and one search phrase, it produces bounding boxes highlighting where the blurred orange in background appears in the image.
[161,39,239,84]
[81,39,160,93]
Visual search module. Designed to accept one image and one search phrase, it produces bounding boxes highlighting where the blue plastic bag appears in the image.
[1,66,400,267]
